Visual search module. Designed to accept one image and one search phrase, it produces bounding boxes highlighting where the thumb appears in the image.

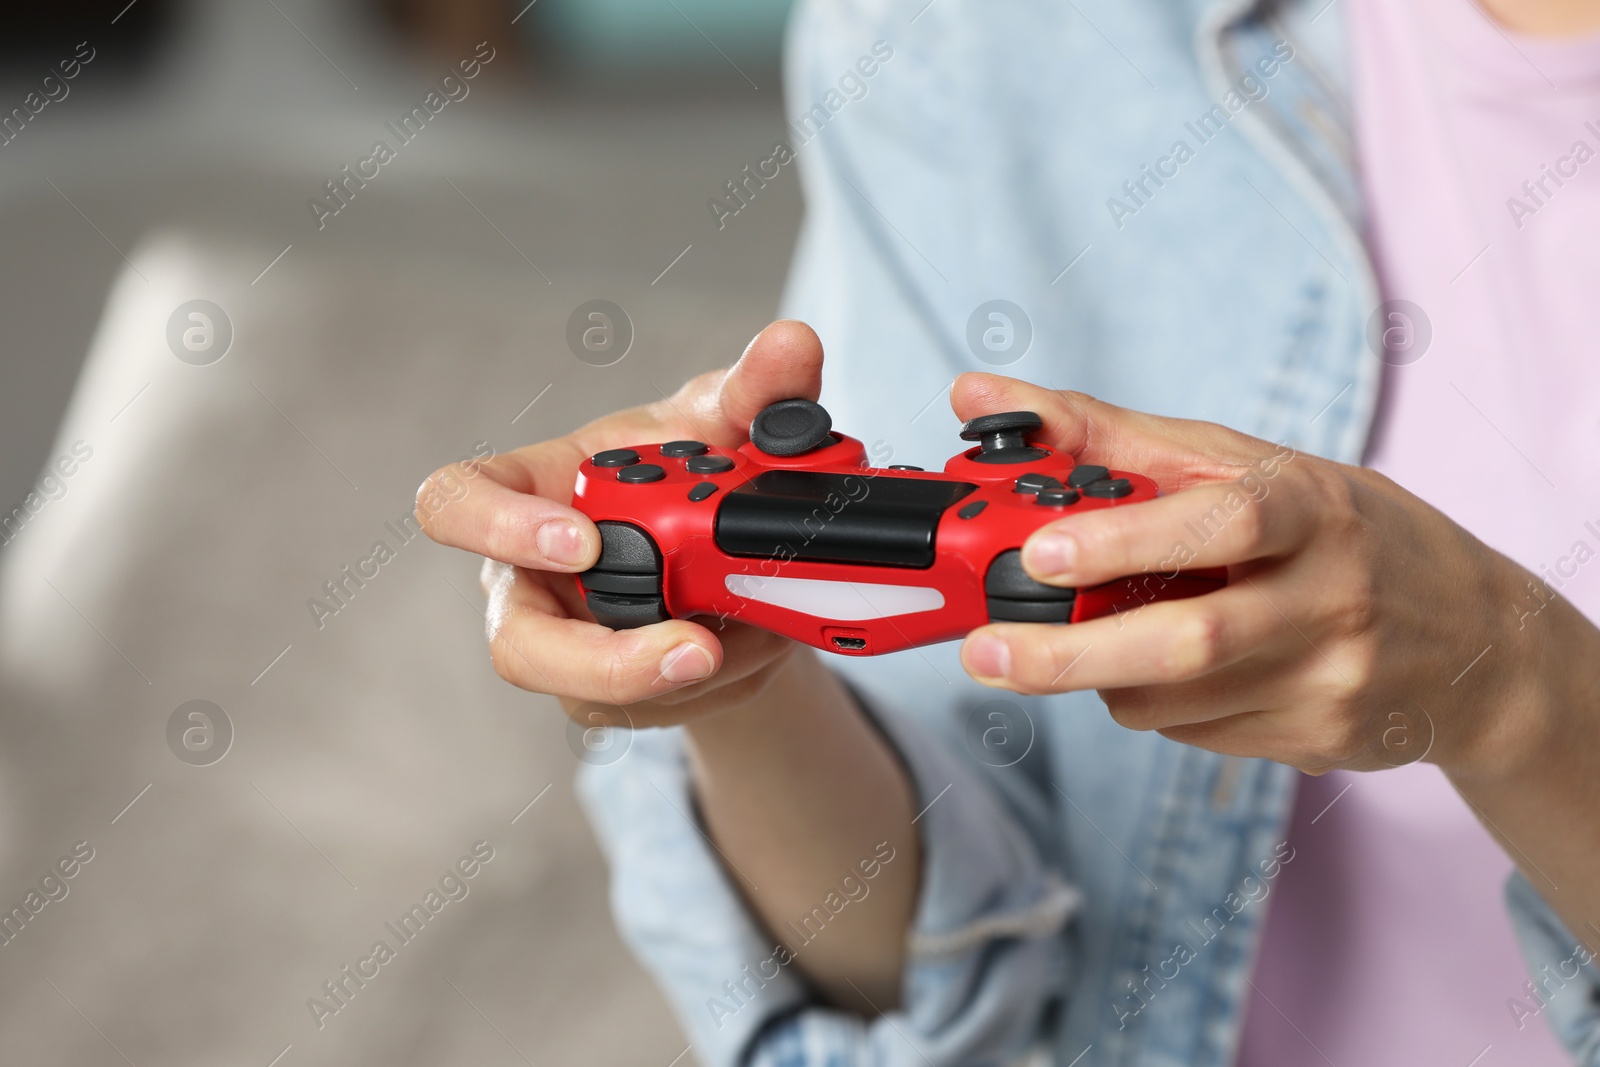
[712,320,825,441]
[950,372,1271,488]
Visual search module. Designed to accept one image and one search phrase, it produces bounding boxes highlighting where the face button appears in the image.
[1082,477,1133,499]
[1035,489,1080,507]
[660,441,709,458]
[686,455,734,474]
[957,500,989,519]
[1013,473,1063,495]
[889,464,925,471]
[1065,464,1109,488]
[617,463,666,484]
[592,448,640,468]
[688,482,718,502]
[749,398,834,456]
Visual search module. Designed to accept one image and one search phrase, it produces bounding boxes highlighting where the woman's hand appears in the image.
[417,320,825,728]
[953,372,1567,781]
[422,324,924,1008]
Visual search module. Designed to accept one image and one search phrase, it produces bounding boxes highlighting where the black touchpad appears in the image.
[715,470,976,568]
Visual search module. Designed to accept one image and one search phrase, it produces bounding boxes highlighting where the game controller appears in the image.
[570,399,1226,656]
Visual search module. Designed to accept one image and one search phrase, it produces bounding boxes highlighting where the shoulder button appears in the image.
[592,522,662,574]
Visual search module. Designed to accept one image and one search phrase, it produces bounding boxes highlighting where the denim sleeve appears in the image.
[576,698,1075,1067]
[1504,871,1600,1062]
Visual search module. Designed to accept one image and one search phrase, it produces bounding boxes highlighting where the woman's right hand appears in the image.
[416,320,827,728]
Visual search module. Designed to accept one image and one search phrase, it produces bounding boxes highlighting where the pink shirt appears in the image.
[1239,0,1600,1063]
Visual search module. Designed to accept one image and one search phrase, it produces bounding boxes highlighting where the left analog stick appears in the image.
[750,399,834,456]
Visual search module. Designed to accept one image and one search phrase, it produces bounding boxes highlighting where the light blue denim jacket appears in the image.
[579,1,1600,1063]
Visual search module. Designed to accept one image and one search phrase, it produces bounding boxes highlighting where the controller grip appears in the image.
[1072,567,1228,623]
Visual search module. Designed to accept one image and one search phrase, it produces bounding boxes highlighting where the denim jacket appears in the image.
[578,1,1600,1064]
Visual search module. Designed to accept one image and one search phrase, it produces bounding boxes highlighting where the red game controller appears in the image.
[570,399,1225,656]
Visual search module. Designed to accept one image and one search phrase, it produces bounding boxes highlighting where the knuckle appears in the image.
[1032,639,1087,693]
[1334,574,1380,637]
[602,631,656,704]
[1308,465,1362,525]
[602,647,632,706]
[1073,518,1130,572]
[1166,611,1226,677]
[1103,689,1157,731]
[482,501,533,564]
[487,633,517,684]
[481,558,517,607]
[1002,637,1061,694]
[1342,638,1379,688]
[478,557,502,596]
[1316,714,1368,765]
[1229,496,1267,552]
[416,463,474,530]
[487,619,547,693]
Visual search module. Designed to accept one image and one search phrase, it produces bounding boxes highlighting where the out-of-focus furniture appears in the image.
[0,93,799,1067]
[0,3,801,1055]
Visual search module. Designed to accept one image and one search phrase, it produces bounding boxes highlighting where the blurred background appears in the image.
[0,0,801,1062]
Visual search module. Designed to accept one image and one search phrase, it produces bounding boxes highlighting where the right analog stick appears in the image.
[959,411,1050,464]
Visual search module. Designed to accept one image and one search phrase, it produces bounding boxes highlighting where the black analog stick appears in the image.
[959,411,1050,464]
[750,398,834,456]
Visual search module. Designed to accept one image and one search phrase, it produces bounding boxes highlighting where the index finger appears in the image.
[416,440,601,571]
[961,581,1278,695]
[1021,476,1313,588]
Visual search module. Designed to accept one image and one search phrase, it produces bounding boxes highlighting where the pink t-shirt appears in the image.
[1238,0,1600,1064]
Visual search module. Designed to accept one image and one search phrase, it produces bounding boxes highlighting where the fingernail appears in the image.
[661,643,715,684]
[536,520,587,567]
[1025,534,1077,579]
[966,633,1012,680]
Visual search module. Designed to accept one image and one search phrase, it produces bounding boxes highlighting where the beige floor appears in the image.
[0,74,800,1067]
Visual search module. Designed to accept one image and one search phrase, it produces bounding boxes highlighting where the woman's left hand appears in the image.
[954,372,1561,780]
